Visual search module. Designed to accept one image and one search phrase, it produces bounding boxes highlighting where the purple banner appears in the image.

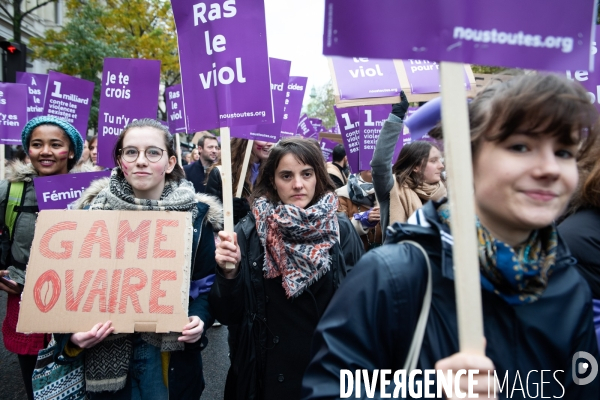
[402,60,471,94]
[332,57,400,100]
[166,84,187,133]
[280,76,307,138]
[16,72,48,121]
[359,105,389,171]
[334,105,360,173]
[97,58,161,168]
[43,71,94,138]
[172,0,273,130]
[0,83,28,145]
[323,0,596,71]
[296,114,318,139]
[34,170,111,210]
[309,118,323,132]
[320,138,339,162]
[565,30,600,111]
[229,58,291,142]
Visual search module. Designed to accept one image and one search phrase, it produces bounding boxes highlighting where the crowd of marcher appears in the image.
[1,72,600,399]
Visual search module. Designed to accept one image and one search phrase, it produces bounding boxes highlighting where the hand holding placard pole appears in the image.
[440,61,484,355]
[220,127,236,269]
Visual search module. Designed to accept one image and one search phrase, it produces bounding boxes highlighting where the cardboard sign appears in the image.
[97,58,162,168]
[334,105,360,173]
[359,105,389,171]
[323,0,596,71]
[43,71,94,138]
[296,113,318,139]
[16,72,48,121]
[320,137,338,162]
[171,0,273,130]
[17,210,192,334]
[280,76,308,138]
[166,84,187,134]
[0,83,28,145]
[34,171,112,211]
[565,31,600,111]
[330,57,476,107]
[229,58,292,142]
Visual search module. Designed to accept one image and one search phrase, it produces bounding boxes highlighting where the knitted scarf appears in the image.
[84,168,198,392]
[253,192,340,298]
[437,203,557,305]
[389,178,446,224]
[347,173,376,207]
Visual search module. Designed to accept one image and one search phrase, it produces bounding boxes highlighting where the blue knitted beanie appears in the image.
[21,116,84,162]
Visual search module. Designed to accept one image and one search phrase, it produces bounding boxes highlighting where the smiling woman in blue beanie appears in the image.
[0,116,83,400]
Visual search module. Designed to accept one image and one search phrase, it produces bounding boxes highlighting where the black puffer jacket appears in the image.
[209,211,364,400]
[302,200,600,399]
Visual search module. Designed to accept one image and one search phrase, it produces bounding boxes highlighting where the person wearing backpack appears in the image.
[0,116,84,400]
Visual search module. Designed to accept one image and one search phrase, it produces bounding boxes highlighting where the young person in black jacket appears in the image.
[210,137,364,400]
[302,74,600,399]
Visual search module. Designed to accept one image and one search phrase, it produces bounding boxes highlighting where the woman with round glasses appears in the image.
[53,119,223,400]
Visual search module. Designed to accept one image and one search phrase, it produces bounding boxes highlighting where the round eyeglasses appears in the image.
[120,146,166,163]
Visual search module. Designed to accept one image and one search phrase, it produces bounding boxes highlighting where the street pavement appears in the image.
[0,290,229,400]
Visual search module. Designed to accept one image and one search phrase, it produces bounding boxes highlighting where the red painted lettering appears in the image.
[117,220,150,259]
[149,270,176,314]
[78,220,112,259]
[33,270,61,313]
[153,219,178,258]
[65,270,93,311]
[119,268,147,313]
[39,221,77,259]
[108,269,122,313]
[82,269,108,312]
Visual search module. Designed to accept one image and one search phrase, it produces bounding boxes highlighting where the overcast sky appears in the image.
[264,0,331,105]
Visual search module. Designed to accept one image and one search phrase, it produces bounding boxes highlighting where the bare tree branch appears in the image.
[0,3,12,21]
[21,0,57,20]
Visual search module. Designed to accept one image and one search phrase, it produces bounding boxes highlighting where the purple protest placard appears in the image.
[320,138,339,162]
[332,57,400,100]
[0,83,28,145]
[166,84,187,133]
[97,58,161,167]
[34,170,111,210]
[323,0,596,71]
[43,71,94,138]
[16,72,48,121]
[297,114,318,139]
[334,105,360,173]
[359,105,389,171]
[229,58,291,142]
[309,118,323,132]
[171,0,273,131]
[565,30,600,111]
[280,76,307,138]
[402,60,471,94]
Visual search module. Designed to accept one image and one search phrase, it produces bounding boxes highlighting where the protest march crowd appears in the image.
[2,1,600,399]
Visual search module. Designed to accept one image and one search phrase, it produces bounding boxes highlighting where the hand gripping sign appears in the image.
[17,210,192,334]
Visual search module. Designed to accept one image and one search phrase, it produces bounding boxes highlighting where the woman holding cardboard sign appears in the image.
[54,119,223,400]
[302,74,600,398]
[211,137,364,400]
[0,116,85,400]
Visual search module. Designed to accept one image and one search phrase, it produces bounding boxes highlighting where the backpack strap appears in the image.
[401,240,433,371]
[5,181,25,240]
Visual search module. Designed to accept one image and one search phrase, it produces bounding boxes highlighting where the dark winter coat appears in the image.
[183,160,207,194]
[209,211,364,400]
[302,200,600,399]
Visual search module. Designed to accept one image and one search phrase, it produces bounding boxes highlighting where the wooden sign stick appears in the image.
[236,140,254,198]
[219,127,236,269]
[175,133,182,168]
[440,61,485,354]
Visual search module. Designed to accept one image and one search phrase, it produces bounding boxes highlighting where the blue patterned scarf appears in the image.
[438,203,557,305]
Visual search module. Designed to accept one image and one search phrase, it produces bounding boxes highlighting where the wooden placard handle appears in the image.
[219,127,236,269]
[440,61,485,354]
[236,140,254,198]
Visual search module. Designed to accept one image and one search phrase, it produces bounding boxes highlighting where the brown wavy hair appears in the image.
[250,137,335,207]
[391,141,438,189]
